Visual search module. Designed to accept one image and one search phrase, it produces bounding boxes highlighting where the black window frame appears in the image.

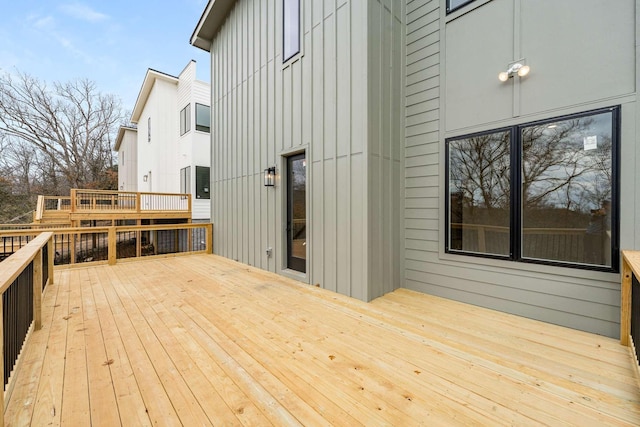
[282,0,300,63]
[180,104,191,136]
[195,166,210,200]
[445,106,620,273]
[195,103,210,133]
[447,0,476,14]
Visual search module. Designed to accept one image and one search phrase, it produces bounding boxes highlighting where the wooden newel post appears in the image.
[33,249,43,331]
[0,296,4,425]
[621,253,632,346]
[47,238,54,286]
[206,223,213,254]
[108,227,117,266]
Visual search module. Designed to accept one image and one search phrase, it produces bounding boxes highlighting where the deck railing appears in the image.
[70,189,191,213]
[33,190,192,224]
[0,232,53,414]
[621,251,640,377]
[0,223,212,267]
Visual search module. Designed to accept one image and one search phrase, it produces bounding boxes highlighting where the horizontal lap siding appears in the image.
[402,0,623,338]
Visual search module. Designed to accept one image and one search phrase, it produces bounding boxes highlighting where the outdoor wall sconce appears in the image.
[264,167,276,187]
[498,60,530,82]
[143,174,148,182]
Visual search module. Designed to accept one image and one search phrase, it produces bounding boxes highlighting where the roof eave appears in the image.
[190,0,237,52]
[130,69,179,123]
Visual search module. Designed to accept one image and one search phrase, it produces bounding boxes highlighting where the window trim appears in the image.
[282,0,301,63]
[445,106,620,273]
[195,103,210,133]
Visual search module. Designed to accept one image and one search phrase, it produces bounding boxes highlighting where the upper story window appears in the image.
[195,103,210,133]
[283,0,300,62]
[180,104,191,136]
[147,117,151,142]
[446,106,620,272]
[180,166,191,194]
[447,0,476,14]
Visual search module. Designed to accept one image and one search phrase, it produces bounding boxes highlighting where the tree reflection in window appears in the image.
[446,107,618,270]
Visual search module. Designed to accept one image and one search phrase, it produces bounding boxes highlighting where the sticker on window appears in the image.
[583,135,598,151]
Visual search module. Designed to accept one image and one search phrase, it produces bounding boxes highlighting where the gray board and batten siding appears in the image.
[195,0,638,338]
[204,0,402,302]
[404,0,637,338]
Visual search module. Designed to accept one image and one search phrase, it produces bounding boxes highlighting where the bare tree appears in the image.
[0,71,123,195]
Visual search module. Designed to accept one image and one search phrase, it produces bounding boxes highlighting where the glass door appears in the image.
[287,153,306,273]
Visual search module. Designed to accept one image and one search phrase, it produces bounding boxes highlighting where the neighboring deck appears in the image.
[33,189,192,226]
[6,255,640,426]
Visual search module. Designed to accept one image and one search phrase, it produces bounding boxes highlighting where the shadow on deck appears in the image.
[6,254,640,426]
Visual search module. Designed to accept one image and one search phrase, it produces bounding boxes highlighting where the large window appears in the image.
[180,104,191,136]
[195,166,210,200]
[446,107,619,271]
[283,0,300,62]
[195,103,210,133]
[447,0,476,14]
[180,166,191,195]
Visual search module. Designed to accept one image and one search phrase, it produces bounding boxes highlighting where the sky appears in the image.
[0,0,211,115]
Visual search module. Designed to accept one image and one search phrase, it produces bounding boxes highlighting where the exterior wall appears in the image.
[209,0,399,301]
[367,0,404,298]
[137,79,179,193]
[117,128,138,192]
[177,61,212,221]
[402,0,637,338]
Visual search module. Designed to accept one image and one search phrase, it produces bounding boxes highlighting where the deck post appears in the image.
[108,227,117,265]
[47,238,54,286]
[206,223,213,254]
[33,248,43,330]
[0,297,4,424]
[621,253,632,346]
[70,189,77,213]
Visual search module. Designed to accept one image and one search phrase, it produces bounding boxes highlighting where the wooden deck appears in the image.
[6,254,640,426]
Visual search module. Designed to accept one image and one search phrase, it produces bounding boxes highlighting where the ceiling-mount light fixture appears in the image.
[498,60,531,82]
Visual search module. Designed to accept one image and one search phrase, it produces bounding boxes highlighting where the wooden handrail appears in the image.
[0,232,52,420]
[621,250,640,345]
[0,233,52,294]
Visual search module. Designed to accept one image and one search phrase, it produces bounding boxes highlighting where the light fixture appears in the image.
[498,60,530,82]
[143,174,148,182]
[264,167,275,187]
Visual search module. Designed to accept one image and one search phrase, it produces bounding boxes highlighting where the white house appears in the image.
[114,125,138,192]
[118,60,212,222]
[191,0,640,338]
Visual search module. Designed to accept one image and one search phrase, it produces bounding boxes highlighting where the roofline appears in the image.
[190,0,237,52]
[114,125,137,151]
[130,69,179,123]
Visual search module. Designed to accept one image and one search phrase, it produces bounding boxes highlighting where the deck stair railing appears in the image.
[0,232,53,416]
[621,250,640,378]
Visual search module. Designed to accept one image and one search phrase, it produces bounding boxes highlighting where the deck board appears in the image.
[6,254,640,426]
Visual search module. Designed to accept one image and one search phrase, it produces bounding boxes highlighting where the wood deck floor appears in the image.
[6,254,640,426]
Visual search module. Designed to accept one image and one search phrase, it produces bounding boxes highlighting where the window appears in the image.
[180,104,191,136]
[195,166,210,199]
[447,0,476,14]
[283,0,300,62]
[195,103,210,133]
[446,107,619,271]
[180,166,191,195]
[147,117,151,142]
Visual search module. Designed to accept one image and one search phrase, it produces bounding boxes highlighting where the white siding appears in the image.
[118,129,138,192]
[137,80,179,193]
